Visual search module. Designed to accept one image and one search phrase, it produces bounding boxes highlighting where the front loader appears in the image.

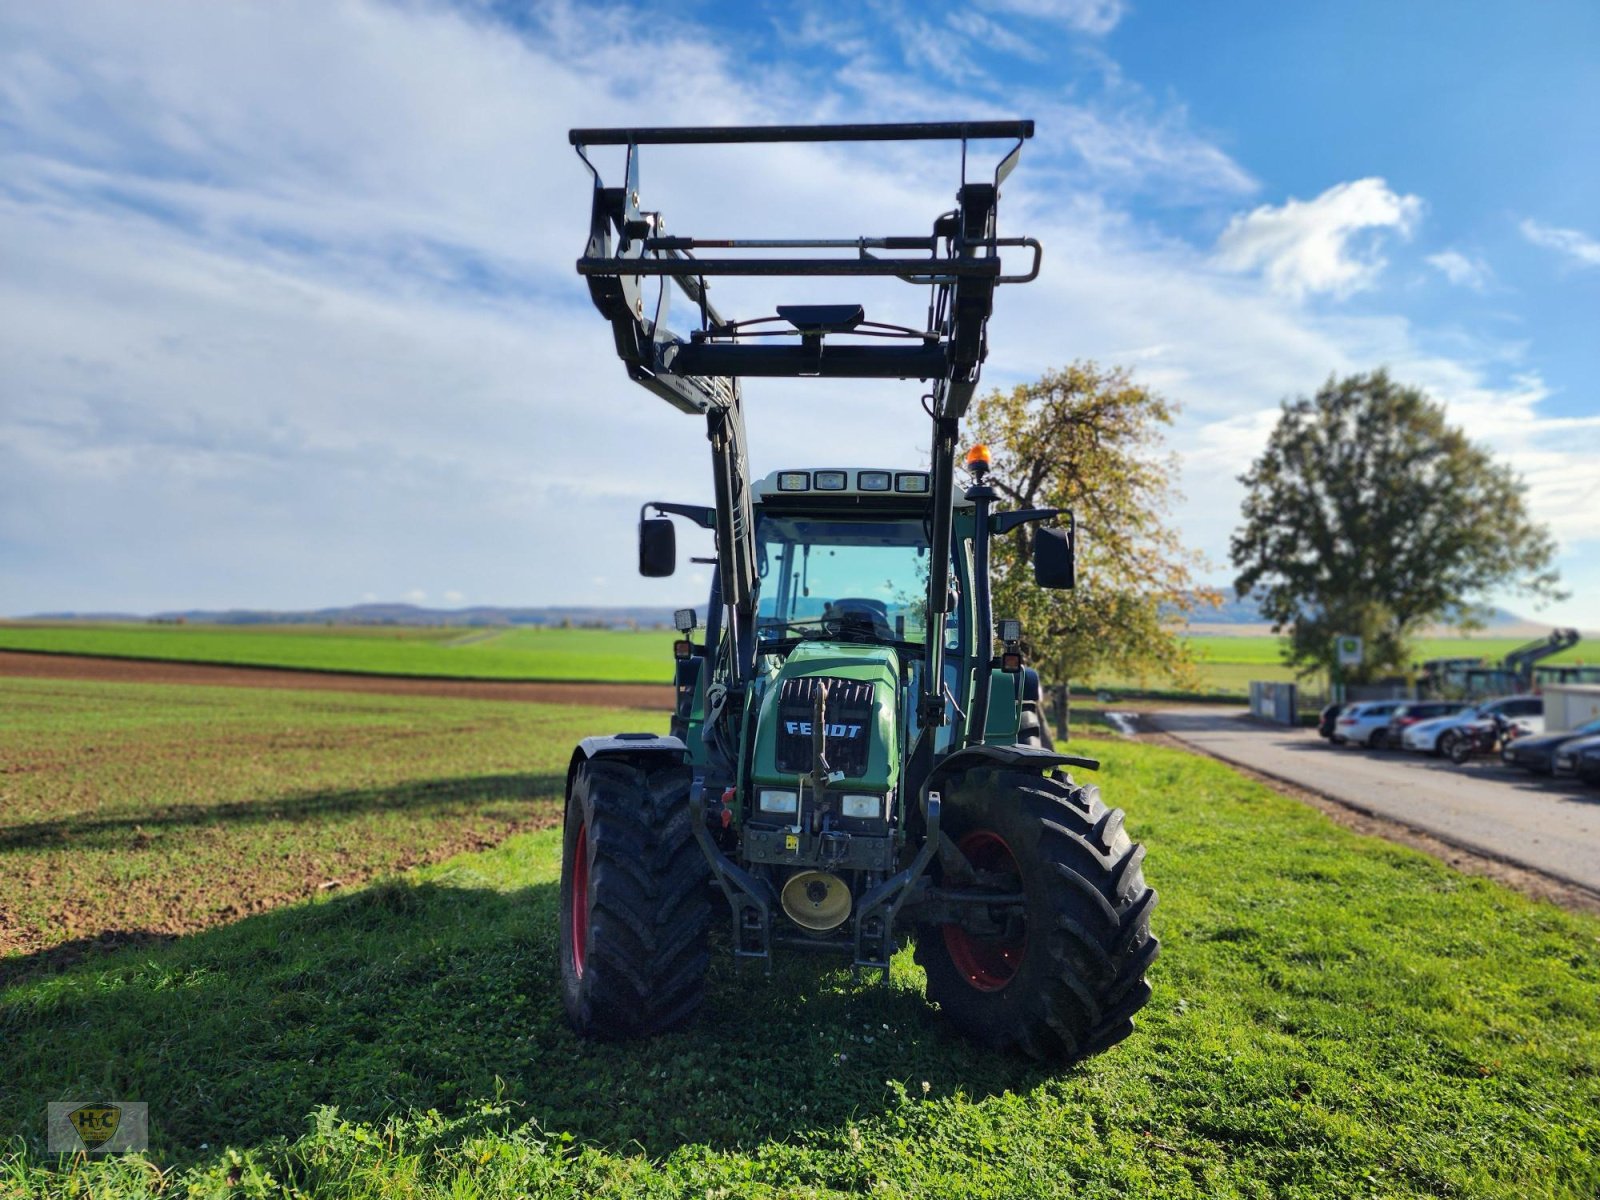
[559,121,1157,1061]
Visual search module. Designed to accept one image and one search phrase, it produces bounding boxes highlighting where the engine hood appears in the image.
[748,641,901,794]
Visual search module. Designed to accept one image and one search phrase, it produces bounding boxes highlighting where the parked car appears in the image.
[1552,736,1600,783]
[1381,701,1470,750]
[1318,703,1343,740]
[1501,717,1600,774]
[1401,695,1544,755]
[1334,701,1406,747]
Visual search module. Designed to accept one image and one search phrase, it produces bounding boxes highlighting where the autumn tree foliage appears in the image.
[970,361,1213,691]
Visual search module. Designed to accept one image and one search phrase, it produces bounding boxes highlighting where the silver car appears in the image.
[1400,695,1544,755]
[1333,701,1406,747]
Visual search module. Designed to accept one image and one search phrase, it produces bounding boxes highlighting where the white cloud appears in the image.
[1426,249,1491,290]
[980,0,1127,35]
[0,1,1593,626]
[1213,178,1423,300]
[1520,219,1600,268]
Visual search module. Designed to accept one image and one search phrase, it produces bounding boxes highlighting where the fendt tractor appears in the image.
[559,121,1157,1062]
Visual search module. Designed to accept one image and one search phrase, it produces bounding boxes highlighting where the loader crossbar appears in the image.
[569,120,1033,145]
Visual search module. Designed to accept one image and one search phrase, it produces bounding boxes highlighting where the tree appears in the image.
[970,361,1214,693]
[1230,370,1564,682]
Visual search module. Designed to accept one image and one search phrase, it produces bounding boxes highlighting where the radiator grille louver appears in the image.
[774,676,875,778]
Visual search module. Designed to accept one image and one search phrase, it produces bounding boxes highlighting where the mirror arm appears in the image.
[642,501,716,529]
[990,507,1062,536]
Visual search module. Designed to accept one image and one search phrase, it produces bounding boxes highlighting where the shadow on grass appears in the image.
[0,867,1051,1165]
[0,773,567,852]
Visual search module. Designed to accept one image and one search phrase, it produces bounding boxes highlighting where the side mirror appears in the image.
[1033,526,1075,589]
[639,518,676,577]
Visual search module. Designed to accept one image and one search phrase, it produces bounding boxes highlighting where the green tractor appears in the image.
[560,121,1156,1061]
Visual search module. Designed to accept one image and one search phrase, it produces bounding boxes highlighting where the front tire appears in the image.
[1437,730,1460,761]
[915,768,1158,1063]
[560,757,711,1039]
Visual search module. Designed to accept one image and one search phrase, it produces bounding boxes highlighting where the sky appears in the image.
[2,0,1597,625]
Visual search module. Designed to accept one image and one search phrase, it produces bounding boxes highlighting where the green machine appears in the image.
[560,122,1156,1061]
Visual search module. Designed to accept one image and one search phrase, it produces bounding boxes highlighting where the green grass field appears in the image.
[0,623,677,684]
[2,677,1597,1197]
[0,677,660,963]
[5,622,1590,698]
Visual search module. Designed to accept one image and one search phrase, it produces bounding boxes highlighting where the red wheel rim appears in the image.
[570,821,589,979]
[942,830,1026,992]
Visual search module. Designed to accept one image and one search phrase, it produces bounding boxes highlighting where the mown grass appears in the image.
[0,677,663,962]
[2,714,1597,1196]
[1182,634,1589,667]
[1091,635,1591,694]
[0,624,676,684]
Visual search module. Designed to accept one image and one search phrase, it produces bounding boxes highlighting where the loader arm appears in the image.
[570,120,1037,736]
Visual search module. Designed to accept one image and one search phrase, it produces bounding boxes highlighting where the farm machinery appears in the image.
[558,121,1156,1061]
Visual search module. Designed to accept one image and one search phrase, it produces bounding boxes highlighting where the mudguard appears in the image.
[565,734,691,827]
[570,733,689,772]
[929,741,1098,781]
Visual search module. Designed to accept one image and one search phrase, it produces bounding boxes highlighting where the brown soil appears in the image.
[0,650,673,709]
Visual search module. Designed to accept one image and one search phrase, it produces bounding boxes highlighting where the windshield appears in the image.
[755,514,934,644]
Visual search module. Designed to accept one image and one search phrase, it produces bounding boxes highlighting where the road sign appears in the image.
[1335,635,1363,667]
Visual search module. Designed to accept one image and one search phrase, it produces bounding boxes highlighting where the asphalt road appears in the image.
[1150,707,1600,895]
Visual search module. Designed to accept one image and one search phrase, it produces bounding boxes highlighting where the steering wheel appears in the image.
[822,597,893,639]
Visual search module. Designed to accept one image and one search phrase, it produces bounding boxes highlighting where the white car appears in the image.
[1332,701,1406,747]
[1400,695,1544,755]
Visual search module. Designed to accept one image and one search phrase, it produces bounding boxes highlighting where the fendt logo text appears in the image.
[784,721,863,738]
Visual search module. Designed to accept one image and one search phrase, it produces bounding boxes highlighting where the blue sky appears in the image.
[1,0,1596,626]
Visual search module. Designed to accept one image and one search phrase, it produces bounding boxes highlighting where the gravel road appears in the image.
[1151,707,1600,896]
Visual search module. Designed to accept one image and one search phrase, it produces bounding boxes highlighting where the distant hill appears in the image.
[20,602,698,630]
[19,598,1557,635]
[1173,592,1535,630]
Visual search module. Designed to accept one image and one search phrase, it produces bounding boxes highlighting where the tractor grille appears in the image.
[774,676,875,778]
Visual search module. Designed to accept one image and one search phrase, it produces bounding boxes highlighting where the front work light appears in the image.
[857,471,891,491]
[895,473,929,493]
[759,789,799,814]
[778,472,810,491]
[813,471,847,491]
[841,794,883,819]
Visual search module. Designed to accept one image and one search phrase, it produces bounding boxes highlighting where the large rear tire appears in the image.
[915,768,1158,1063]
[560,757,711,1039]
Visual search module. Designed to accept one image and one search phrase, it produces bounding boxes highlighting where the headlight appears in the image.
[759,789,798,814]
[841,794,882,819]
